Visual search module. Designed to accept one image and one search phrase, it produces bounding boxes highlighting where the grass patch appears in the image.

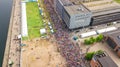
[22,37,29,41]
[115,0,120,3]
[26,2,44,39]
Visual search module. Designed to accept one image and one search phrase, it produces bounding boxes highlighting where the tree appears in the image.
[90,37,96,43]
[85,52,95,60]
[96,34,103,42]
[84,37,96,45]
[85,50,104,61]
[95,50,104,55]
[89,39,94,44]
[84,39,91,45]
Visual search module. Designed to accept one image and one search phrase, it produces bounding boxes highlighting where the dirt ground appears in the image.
[21,38,66,67]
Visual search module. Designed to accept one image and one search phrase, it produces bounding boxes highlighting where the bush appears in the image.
[95,50,104,55]
[85,52,95,60]
[84,39,91,45]
[84,35,103,45]
[84,37,96,45]
[90,37,96,43]
[85,50,104,61]
[89,39,94,44]
[96,34,103,42]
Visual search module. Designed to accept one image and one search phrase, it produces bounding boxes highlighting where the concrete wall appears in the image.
[55,0,92,29]
[62,8,70,27]
[56,0,63,18]
[106,37,117,49]
[69,12,92,29]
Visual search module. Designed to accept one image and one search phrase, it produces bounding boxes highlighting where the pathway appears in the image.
[8,0,21,67]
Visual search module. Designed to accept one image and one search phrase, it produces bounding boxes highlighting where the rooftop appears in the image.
[83,0,120,16]
[93,52,118,67]
[97,56,118,67]
[59,0,91,15]
[64,4,90,15]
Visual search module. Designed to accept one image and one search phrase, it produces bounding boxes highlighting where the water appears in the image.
[0,0,13,66]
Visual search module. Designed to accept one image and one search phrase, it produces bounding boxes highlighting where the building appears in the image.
[54,0,92,29]
[90,51,118,67]
[53,0,120,29]
[83,0,120,25]
[103,28,120,57]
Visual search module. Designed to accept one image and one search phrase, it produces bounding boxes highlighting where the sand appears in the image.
[21,38,66,67]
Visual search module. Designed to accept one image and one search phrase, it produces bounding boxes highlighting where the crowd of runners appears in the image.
[43,0,88,67]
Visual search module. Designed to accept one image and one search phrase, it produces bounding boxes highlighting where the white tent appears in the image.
[48,22,51,26]
[40,28,46,34]
[50,29,54,33]
[96,27,117,34]
[17,35,22,39]
[80,31,97,38]
[49,26,52,29]
[113,22,117,24]
[21,2,28,37]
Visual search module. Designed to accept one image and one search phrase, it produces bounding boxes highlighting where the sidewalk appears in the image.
[4,0,21,67]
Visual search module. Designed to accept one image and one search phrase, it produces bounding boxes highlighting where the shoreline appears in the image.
[2,0,15,66]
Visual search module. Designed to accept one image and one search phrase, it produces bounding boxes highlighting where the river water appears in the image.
[0,0,13,66]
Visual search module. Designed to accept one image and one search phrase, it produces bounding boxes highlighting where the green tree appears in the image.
[95,50,104,55]
[84,37,96,45]
[90,37,96,43]
[85,52,95,60]
[85,50,104,61]
[96,34,103,42]
[89,39,94,44]
[84,39,91,45]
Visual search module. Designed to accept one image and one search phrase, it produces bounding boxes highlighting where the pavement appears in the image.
[70,21,120,39]
[8,0,21,67]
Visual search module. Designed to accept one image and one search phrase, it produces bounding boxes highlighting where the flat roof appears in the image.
[64,5,90,15]
[93,7,120,16]
[98,56,118,67]
[59,0,91,15]
[94,52,118,67]
[83,0,120,16]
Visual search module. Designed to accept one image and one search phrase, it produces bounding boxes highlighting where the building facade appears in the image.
[54,0,120,29]
[91,9,120,25]
[82,0,120,25]
[54,0,92,29]
[103,28,120,57]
